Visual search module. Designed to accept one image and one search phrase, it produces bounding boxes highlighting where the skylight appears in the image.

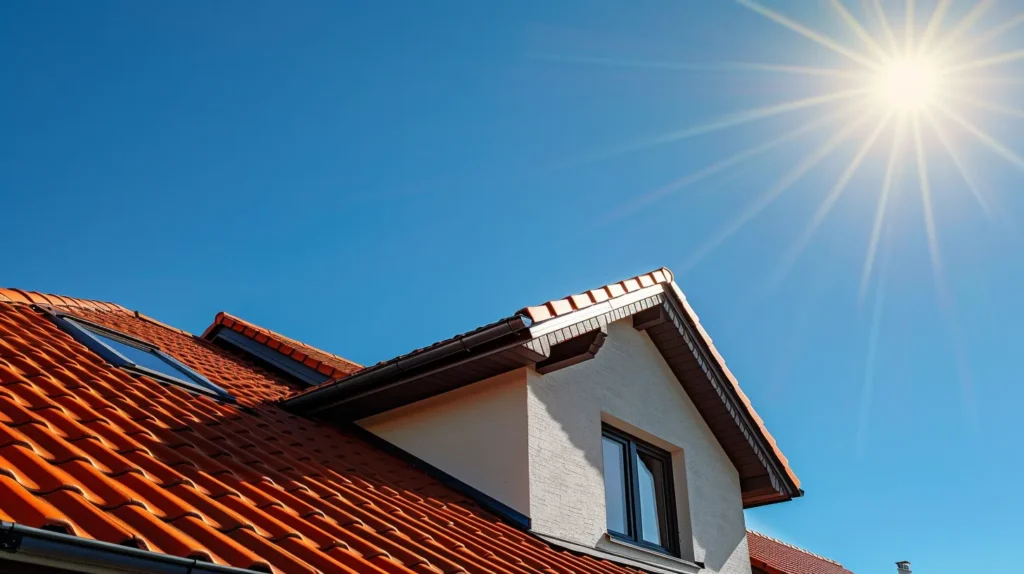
[48,312,234,401]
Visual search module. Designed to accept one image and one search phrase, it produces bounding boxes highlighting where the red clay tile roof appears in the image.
[519,268,800,492]
[747,531,853,574]
[0,290,642,574]
[203,312,362,381]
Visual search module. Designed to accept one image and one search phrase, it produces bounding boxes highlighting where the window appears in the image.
[601,425,679,555]
[47,311,234,402]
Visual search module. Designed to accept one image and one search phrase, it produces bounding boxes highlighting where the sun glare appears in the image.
[559,0,1024,329]
[875,57,941,111]
[554,0,1024,435]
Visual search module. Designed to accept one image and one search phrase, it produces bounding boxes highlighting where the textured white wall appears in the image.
[357,369,531,514]
[358,318,752,574]
[526,320,751,574]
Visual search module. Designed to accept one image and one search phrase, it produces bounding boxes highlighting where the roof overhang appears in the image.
[283,276,801,507]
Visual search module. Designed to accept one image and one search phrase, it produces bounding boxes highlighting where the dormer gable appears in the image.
[285,268,801,574]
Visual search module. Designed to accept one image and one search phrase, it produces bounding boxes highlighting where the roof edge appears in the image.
[203,311,362,381]
[0,288,129,313]
[0,521,268,574]
[746,531,847,568]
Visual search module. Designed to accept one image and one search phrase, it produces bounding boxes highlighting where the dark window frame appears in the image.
[41,308,235,403]
[601,424,680,556]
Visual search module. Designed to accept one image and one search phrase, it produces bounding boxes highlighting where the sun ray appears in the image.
[956,76,1024,87]
[925,109,995,219]
[860,116,907,302]
[681,109,874,273]
[917,0,952,55]
[771,112,893,288]
[556,88,869,169]
[936,103,1024,169]
[952,10,1024,57]
[947,49,1024,73]
[532,54,870,79]
[948,92,1024,119]
[913,116,943,282]
[930,0,995,56]
[736,0,882,69]
[912,116,981,429]
[856,231,888,456]
[871,0,901,54]
[905,0,915,55]
[599,106,860,225]
[829,0,891,62]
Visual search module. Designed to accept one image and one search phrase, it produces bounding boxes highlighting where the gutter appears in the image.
[0,522,267,574]
[283,315,530,414]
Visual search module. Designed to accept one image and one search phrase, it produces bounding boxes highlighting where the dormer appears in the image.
[285,268,800,574]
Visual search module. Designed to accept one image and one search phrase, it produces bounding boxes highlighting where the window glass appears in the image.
[95,333,191,380]
[602,437,629,535]
[601,425,678,556]
[636,451,669,546]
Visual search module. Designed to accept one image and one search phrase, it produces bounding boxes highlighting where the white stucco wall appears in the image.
[357,369,531,514]
[526,320,751,574]
[358,318,751,574]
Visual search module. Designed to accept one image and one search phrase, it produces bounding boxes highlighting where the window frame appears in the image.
[44,309,235,402]
[601,424,680,557]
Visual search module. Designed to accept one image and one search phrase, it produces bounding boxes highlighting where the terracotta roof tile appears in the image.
[519,268,800,492]
[202,312,362,381]
[747,531,853,574]
[0,291,643,574]
[0,288,128,313]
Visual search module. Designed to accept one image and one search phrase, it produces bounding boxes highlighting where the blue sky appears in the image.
[4,1,1023,572]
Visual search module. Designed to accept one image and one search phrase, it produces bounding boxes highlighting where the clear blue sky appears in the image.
[4,2,1023,572]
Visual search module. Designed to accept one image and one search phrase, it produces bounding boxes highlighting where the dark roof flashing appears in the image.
[0,521,270,574]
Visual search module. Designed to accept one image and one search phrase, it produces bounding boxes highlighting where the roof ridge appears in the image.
[747,530,845,567]
[519,267,675,323]
[0,287,129,313]
[206,311,361,368]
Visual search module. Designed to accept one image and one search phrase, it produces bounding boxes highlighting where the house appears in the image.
[0,268,800,574]
[747,531,853,574]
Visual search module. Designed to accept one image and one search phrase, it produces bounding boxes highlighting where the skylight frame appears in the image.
[44,309,235,402]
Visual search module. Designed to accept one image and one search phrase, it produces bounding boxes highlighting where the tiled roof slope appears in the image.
[203,312,362,381]
[747,531,853,574]
[520,268,800,491]
[0,290,640,574]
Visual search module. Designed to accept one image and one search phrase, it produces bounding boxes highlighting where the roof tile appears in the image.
[747,531,853,574]
[202,311,362,382]
[0,291,644,574]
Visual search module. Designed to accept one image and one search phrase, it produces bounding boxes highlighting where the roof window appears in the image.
[46,310,234,402]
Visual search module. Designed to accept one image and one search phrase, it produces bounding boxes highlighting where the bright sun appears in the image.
[874,57,942,112]
[556,0,1024,443]
[568,0,1024,299]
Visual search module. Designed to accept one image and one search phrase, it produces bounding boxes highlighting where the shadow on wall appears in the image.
[526,320,746,573]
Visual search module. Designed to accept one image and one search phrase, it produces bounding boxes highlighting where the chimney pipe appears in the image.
[896,561,912,573]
